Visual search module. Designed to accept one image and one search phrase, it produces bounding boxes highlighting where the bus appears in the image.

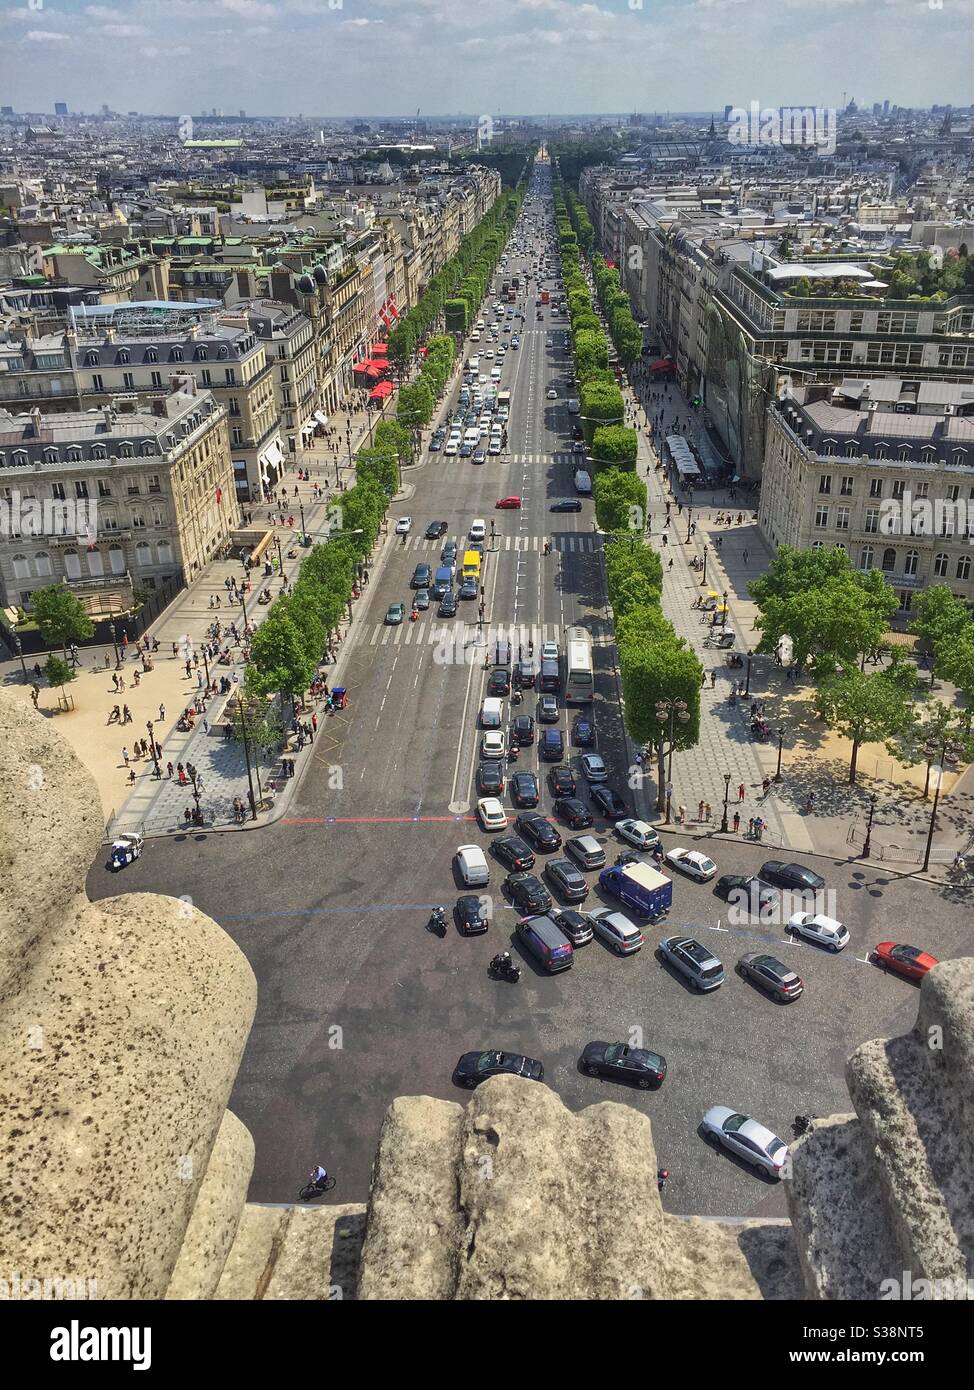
[564,626,594,705]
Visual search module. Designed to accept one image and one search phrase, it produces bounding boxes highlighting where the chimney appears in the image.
[103,405,115,431]
[30,405,43,437]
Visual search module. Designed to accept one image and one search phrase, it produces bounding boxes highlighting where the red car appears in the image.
[873,941,939,982]
[495,496,522,509]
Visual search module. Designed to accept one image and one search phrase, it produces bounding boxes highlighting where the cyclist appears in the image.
[309,1163,329,1191]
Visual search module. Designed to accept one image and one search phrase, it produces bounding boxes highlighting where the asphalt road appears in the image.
[86,170,971,1218]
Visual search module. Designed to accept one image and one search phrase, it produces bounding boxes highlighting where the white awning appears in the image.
[260,440,283,472]
[314,411,329,428]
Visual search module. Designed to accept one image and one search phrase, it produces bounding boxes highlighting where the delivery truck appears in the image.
[598,862,672,920]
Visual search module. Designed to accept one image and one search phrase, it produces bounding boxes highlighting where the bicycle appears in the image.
[298,1175,336,1200]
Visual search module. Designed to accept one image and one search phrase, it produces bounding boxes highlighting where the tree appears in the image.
[817,665,917,784]
[44,653,75,696]
[591,425,638,471]
[910,585,972,683]
[617,608,701,811]
[247,613,317,715]
[30,585,94,656]
[594,468,648,535]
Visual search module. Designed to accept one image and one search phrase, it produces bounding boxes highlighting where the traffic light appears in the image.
[690,395,702,408]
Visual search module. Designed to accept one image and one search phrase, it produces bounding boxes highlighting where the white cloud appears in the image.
[102,25,147,38]
[220,0,277,16]
[24,30,72,43]
[342,17,385,25]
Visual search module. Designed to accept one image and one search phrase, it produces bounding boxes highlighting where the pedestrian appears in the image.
[159,703,166,721]
[133,670,141,687]
[704,802,712,822]
[747,817,755,838]
[698,799,705,821]
[677,803,686,825]
[184,807,192,826]
[122,747,130,767]
[203,719,209,735]
[732,810,741,833]
[668,557,674,570]
[30,684,40,709]
[112,673,119,692]
[166,761,174,778]
[104,652,111,670]
[742,548,749,564]
[710,670,716,689]
[738,782,746,802]
[122,704,132,724]
[762,777,770,795]
[172,642,178,658]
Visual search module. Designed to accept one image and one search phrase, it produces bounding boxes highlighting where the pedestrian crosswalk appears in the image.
[366,618,611,648]
[396,532,600,554]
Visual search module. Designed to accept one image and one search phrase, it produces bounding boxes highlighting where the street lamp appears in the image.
[685,504,693,545]
[720,772,731,833]
[299,499,308,544]
[189,766,203,823]
[921,735,961,872]
[108,620,122,668]
[861,791,878,859]
[11,632,28,682]
[655,697,689,816]
[701,544,709,587]
[145,719,161,779]
[774,726,785,781]
[275,535,284,576]
[744,651,753,697]
[721,589,729,627]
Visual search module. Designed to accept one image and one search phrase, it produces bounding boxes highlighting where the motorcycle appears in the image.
[488,953,521,983]
[510,688,522,705]
[427,907,447,937]
[792,1114,813,1138]
[507,744,519,762]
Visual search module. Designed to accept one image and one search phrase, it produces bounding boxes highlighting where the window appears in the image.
[195,347,208,361]
[171,347,183,362]
[85,351,99,367]
[141,440,157,456]
[64,550,82,580]
[123,372,135,390]
[859,546,874,570]
[840,476,854,496]
[101,512,118,531]
[819,474,832,495]
[11,553,30,580]
[44,448,59,465]
[127,477,141,495]
[892,480,905,500]
[821,439,836,456]
[51,482,66,501]
[117,350,130,365]
[898,591,913,613]
[151,505,166,527]
[869,478,883,498]
[135,541,152,567]
[109,544,125,574]
[119,442,134,459]
[34,550,52,577]
[225,368,236,385]
[904,549,919,576]
[147,474,161,493]
[232,427,243,445]
[898,445,911,461]
[881,548,897,572]
[228,397,240,416]
[91,445,106,460]
[946,484,960,502]
[146,348,158,364]
[934,553,949,577]
[915,481,929,498]
[836,507,851,531]
[157,541,173,565]
[844,442,858,458]
[75,480,89,499]
[131,512,146,529]
[814,504,829,529]
[957,556,972,581]
[201,369,211,385]
[864,508,880,533]
[875,445,888,460]
[150,370,162,387]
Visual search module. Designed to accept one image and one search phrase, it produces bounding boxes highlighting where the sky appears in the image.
[1,0,972,119]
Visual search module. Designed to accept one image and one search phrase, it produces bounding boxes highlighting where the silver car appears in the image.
[701,1106,788,1178]
[585,907,643,955]
[658,935,725,991]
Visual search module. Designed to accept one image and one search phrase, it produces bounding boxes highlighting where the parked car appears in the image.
[544,858,589,903]
[565,835,606,871]
[510,771,539,808]
[477,797,508,832]
[616,819,660,851]
[455,895,490,936]
[664,847,717,882]
[504,872,553,914]
[586,907,643,956]
[715,875,778,917]
[453,1050,544,1089]
[591,786,628,821]
[455,844,489,887]
[786,912,849,952]
[553,797,593,830]
[514,812,562,852]
[761,860,826,894]
[548,908,593,947]
[580,1042,666,1089]
[871,941,939,981]
[491,835,535,872]
[514,913,572,971]
[736,953,804,1002]
[701,1106,788,1178]
[658,935,725,990]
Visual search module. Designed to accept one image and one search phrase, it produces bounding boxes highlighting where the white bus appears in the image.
[564,626,594,705]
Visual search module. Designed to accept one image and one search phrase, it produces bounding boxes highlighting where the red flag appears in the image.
[216,486,223,504]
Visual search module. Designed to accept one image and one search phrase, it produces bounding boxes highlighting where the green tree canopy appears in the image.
[30,585,95,654]
[591,424,638,471]
[817,664,918,784]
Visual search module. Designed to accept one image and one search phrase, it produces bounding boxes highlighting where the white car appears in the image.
[546,387,558,399]
[444,440,459,456]
[616,819,660,851]
[484,350,494,359]
[395,516,412,534]
[469,518,486,542]
[665,847,717,881]
[540,640,558,662]
[786,912,850,952]
[488,437,503,455]
[585,907,643,956]
[481,729,506,759]
[477,797,508,832]
[456,844,490,887]
[701,1106,788,1179]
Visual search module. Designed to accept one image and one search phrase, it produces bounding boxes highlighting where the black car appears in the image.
[455,895,490,935]
[512,715,535,746]
[438,590,459,618]
[540,728,565,762]
[510,771,539,808]
[580,1041,667,1089]
[504,872,553,914]
[591,786,629,821]
[572,717,595,747]
[553,796,593,830]
[516,658,538,688]
[571,424,583,441]
[514,812,562,852]
[549,908,594,946]
[550,498,582,512]
[411,562,432,589]
[544,858,589,903]
[453,1049,544,1089]
[488,667,511,697]
[549,766,577,797]
[715,875,779,916]
[441,542,458,563]
[478,761,504,796]
[491,835,535,872]
[425,521,448,539]
[760,860,826,894]
[459,576,478,600]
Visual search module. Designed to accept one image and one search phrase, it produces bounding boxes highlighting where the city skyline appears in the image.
[1,0,971,119]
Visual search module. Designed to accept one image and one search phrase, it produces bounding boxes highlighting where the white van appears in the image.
[573,469,592,495]
[469,518,487,542]
[470,331,481,343]
[481,697,503,729]
[491,367,502,382]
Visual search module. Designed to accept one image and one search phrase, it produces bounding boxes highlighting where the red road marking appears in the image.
[282,815,476,825]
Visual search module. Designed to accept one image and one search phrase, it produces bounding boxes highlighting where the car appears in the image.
[459,442,474,457]
[438,590,459,618]
[395,516,412,534]
[441,541,458,562]
[487,667,511,697]
[456,895,490,936]
[546,388,558,399]
[510,771,539,808]
[664,847,717,881]
[484,349,494,360]
[444,439,459,455]
[459,576,478,601]
[481,730,505,761]
[872,941,940,981]
[491,835,535,872]
[591,786,629,821]
[586,907,643,955]
[469,519,486,541]
[516,658,538,688]
[514,812,562,852]
[496,496,521,509]
[411,562,432,589]
[455,844,489,887]
[616,819,660,851]
[385,602,405,625]
[714,874,778,917]
[425,521,448,539]
[580,752,607,782]
[550,498,582,512]
[511,715,535,747]
[544,858,589,903]
[473,448,487,464]
[476,797,508,833]
[572,717,595,748]
[412,589,430,611]
[658,935,725,990]
[787,912,850,952]
[736,953,804,1002]
[701,1106,788,1178]
[548,766,577,797]
[453,1050,544,1089]
[551,797,592,831]
[540,729,565,762]
[511,338,520,349]
[429,436,442,451]
[537,694,559,723]
[760,860,826,894]
[504,872,553,914]
[477,761,504,796]
[580,1042,667,1089]
[540,640,558,663]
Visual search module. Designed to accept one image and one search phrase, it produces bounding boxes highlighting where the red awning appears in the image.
[370,380,394,399]
[649,358,675,372]
[417,345,428,357]
[371,343,388,356]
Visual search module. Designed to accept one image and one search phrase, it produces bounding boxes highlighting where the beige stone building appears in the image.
[0,379,238,613]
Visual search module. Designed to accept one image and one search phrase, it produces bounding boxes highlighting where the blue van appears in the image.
[598,862,672,919]
[431,566,454,600]
[515,914,574,973]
